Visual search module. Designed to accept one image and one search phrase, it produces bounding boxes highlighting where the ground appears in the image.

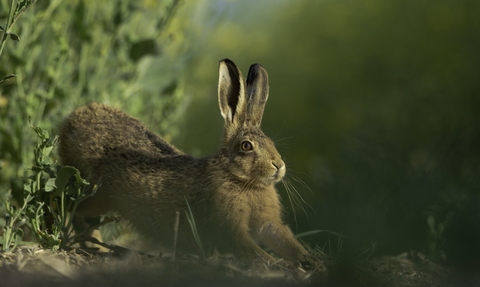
[1,244,477,287]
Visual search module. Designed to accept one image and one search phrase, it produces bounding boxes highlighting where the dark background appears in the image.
[176,0,480,268]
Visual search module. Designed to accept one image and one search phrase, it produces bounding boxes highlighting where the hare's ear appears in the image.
[246,63,269,127]
[218,59,247,126]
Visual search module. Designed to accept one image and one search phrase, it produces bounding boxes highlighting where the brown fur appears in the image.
[58,59,309,265]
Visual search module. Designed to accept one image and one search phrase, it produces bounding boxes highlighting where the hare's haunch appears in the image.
[59,59,309,266]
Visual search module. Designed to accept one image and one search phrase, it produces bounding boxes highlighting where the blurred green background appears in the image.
[1,0,479,268]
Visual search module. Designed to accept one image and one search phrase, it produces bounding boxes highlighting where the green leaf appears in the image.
[45,178,56,192]
[9,33,20,41]
[0,25,4,31]
[14,228,25,249]
[55,166,79,192]
[24,182,32,193]
[0,74,17,84]
[42,146,54,159]
[29,124,48,140]
[47,135,59,147]
[73,172,89,186]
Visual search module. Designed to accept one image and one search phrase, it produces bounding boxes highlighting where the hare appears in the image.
[58,59,310,266]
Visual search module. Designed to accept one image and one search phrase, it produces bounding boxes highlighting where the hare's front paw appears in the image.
[260,252,277,265]
[236,243,277,266]
[299,253,326,272]
[249,250,277,266]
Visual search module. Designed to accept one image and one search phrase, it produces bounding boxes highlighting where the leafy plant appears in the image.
[0,123,99,251]
[1,193,28,251]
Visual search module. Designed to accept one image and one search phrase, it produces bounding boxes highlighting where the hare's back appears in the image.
[58,102,180,174]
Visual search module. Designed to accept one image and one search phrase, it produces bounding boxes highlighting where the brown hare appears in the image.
[59,59,310,266]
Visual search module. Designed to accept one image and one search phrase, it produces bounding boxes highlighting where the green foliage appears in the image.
[180,0,480,267]
[1,124,97,251]
[0,0,188,192]
[1,193,27,251]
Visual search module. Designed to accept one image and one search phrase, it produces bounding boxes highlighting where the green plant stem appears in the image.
[2,202,16,251]
[0,0,37,58]
[0,0,17,58]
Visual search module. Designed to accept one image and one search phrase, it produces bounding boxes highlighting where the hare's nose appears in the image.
[272,160,284,170]
[272,160,286,178]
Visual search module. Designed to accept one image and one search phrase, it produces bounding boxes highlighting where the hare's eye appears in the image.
[241,141,253,151]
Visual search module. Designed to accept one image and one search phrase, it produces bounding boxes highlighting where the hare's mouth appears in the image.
[272,173,283,183]
[272,163,286,182]
[253,171,283,186]
[271,167,285,183]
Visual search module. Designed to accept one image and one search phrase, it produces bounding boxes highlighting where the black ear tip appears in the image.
[248,64,263,74]
[246,63,266,85]
[220,58,236,66]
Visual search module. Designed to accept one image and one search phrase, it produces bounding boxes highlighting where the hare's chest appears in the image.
[214,185,280,227]
[247,188,281,222]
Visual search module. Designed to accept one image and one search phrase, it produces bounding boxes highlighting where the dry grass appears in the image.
[0,244,322,287]
[1,244,478,287]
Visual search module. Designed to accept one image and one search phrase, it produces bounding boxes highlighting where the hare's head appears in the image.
[217,59,285,187]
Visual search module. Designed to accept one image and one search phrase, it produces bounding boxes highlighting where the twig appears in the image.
[172,210,180,263]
